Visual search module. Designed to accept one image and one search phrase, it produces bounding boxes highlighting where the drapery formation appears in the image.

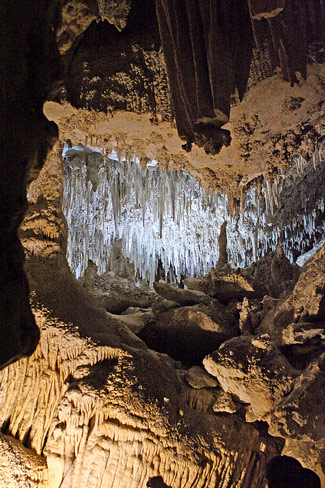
[155,0,325,149]
[154,0,254,143]
[249,0,325,83]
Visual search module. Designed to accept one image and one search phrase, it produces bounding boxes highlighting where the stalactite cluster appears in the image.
[62,142,324,284]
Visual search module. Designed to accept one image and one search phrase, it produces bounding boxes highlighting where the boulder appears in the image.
[184,271,256,303]
[210,270,256,302]
[138,308,232,366]
[267,353,325,449]
[203,334,299,421]
[185,366,219,389]
[212,391,238,414]
[259,245,325,345]
[82,265,156,314]
[156,305,237,334]
[182,276,210,295]
[107,310,155,334]
[281,322,325,346]
[153,282,212,306]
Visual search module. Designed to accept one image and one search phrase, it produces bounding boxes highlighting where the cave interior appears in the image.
[0,1,324,487]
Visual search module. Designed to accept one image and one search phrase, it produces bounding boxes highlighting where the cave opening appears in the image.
[266,455,321,488]
[147,476,172,488]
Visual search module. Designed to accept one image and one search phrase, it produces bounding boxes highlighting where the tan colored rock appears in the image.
[259,245,325,344]
[138,307,232,366]
[182,276,210,295]
[282,439,325,487]
[96,0,131,30]
[212,391,237,414]
[248,0,286,20]
[107,309,155,335]
[0,433,47,487]
[153,282,212,306]
[184,271,256,302]
[0,301,280,488]
[0,144,281,488]
[57,1,98,53]
[185,366,219,389]
[83,265,157,314]
[210,271,256,302]
[267,353,325,449]
[203,334,299,421]
[281,322,325,345]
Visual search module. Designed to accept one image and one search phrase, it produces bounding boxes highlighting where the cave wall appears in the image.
[0,144,282,487]
[0,0,64,368]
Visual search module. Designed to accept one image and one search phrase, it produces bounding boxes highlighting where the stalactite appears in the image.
[62,143,324,284]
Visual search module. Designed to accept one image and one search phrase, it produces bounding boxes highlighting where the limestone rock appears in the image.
[203,334,299,421]
[57,1,98,53]
[210,271,256,302]
[183,387,218,413]
[182,276,210,295]
[96,0,131,30]
[248,0,286,20]
[0,433,47,487]
[282,322,325,346]
[84,268,156,314]
[184,271,256,303]
[243,245,300,299]
[138,306,234,366]
[152,298,179,312]
[259,245,325,344]
[107,310,155,335]
[185,366,219,389]
[267,353,325,449]
[212,391,238,414]
[153,282,212,306]
[0,300,280,488]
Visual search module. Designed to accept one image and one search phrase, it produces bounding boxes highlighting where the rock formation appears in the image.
[0,0,324,486]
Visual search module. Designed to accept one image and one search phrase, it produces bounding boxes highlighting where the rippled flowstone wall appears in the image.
[62,143,324,284]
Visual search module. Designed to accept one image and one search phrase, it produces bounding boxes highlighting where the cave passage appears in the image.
[266,455,321,488]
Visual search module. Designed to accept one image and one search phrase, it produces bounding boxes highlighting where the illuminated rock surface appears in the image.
[62,144,324,284]
[0,1,325,486]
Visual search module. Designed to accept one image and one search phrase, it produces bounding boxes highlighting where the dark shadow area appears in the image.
[138,324,230,367]
[147,476,172,488]
[281,340,325,370]
[266,455,320,488]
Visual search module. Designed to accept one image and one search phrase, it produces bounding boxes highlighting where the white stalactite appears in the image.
[62,143,325,284]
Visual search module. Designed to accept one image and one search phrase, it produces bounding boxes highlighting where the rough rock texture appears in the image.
[185,366,219,389]
[0,143,283,487]
[57,0,132,53]
[203,334,299,421]
[64,0,171,119]
[81,263,156,314]
[57,1,99,53]
[259,245,325,345]
[138,305,235,366]
[153,282,214,306]
[1,2,324,486]
[96,0,131,30]
[0,433,47,488]
[212,391,238,415]
[184,244,300,304]
[0,0,62,369]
